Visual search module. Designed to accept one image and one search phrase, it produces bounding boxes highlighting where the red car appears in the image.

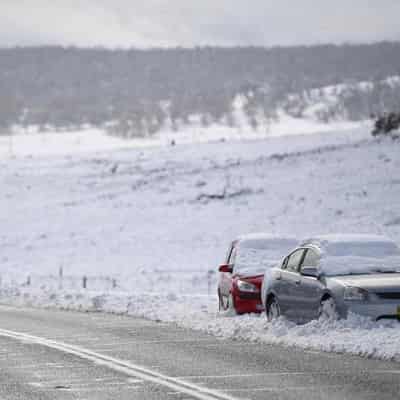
[218,234,298,314]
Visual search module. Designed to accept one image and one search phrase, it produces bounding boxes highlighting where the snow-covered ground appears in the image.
[1,117,365,158]
[1,125,400,361]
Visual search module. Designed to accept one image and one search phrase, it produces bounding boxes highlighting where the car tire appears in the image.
[319,297,338,320]
[266,296,280,322]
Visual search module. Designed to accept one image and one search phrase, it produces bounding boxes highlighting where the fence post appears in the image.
[207,270,215,296]
[26,275,31,287]
[58,266,63,290]
[112,278,117,289]
[82,275,87,289]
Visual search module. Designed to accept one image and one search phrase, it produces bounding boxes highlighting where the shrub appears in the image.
[372,112,400,137]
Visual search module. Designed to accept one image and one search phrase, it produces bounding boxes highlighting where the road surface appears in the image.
[0,305,399,399]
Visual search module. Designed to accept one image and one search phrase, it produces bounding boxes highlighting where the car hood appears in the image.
[330,273,400,291]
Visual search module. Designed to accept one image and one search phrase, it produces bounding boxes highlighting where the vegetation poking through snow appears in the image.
[372,112,400,138]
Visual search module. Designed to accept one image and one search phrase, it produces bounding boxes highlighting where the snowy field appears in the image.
[1,126,400,361]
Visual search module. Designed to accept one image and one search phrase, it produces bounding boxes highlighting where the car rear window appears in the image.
[234,238,297,273]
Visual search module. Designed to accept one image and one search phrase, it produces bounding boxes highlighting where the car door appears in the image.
[267,256,288,299]
[297,248,324,321]
[220,243,237,306]
[277,248,305,320]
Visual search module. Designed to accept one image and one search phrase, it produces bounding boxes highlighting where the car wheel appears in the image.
[319,297,338,320]
[266,296,280,321]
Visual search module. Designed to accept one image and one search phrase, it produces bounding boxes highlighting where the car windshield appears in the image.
[326,241,400,258]
[234,238,297,274]
[321,241,400,276]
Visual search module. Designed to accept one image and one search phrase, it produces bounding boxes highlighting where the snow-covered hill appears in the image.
[126,75,400,140]
[1,126,400,361]
[5,75,400,145]
[3,120,366,158]
[282,76,400,122]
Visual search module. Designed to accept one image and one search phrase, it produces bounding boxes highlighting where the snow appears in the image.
[0,129,156,158]
[237,234,297,250]
[234,236,298,274]
[303,233,399,248]
[1,124,400,362]
[2,286,400,362]
[324,239,400,258]
[302,235,400,275]
[322,256,400,276]
[0,117,365,159]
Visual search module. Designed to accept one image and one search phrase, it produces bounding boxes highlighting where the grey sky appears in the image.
[1,0,400,48]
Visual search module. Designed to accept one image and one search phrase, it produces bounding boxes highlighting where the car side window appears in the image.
[286,249,305,272]
[281,256,289,270]
[302,249,320,267]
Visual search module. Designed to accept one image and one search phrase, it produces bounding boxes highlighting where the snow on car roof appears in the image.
[307,233,392,242]
[301,234,400,275]
[302,233,394,245]
[301,234,398,254]
[234,234,298,274]
[237,233,298,247]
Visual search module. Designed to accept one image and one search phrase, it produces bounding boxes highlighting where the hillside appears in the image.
[1,43,400,137]
[1,127,400,360]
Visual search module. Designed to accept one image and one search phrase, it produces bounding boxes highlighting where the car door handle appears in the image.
[276,273,282,280]
[295,280,301,285]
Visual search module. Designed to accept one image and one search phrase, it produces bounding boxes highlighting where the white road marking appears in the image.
[177,372,308,379]
[0,328,238,400]
[4,364,39,369]
[29,378,94,384]
[139,338,216,344]
[224,385,343,392]
[126,378,144,384]
[195,343,261,348]
[376,370,400,374]
[29,382,45,388]
[95,338,215,347]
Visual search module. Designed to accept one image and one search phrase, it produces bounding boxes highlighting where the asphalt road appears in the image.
[0,305,399,400]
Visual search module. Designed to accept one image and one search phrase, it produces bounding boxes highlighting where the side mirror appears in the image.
[218,264,233,273]
[301,266,319,278]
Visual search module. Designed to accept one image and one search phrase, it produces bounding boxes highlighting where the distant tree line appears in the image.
[1,42,400,137]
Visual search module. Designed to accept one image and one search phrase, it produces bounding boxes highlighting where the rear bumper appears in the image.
[230,274,264,314]
[233,293,264,314]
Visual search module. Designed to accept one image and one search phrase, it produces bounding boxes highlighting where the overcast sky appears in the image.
[1,0,400,48]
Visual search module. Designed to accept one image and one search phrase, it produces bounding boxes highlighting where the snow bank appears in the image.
[1,125,400,362]
[2,285,400,362]
[0,119,365,159]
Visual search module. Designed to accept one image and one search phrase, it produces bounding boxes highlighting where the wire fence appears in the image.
[2,267,218,296]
